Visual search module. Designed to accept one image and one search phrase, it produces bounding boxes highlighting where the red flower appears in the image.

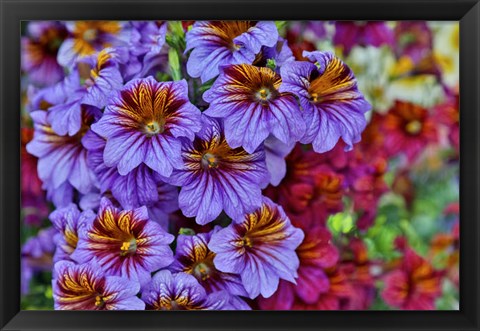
[257,226,342,310]
[21,127,48,226]
[435,91,459,153]
[264,145,345,229]
[339,238,376,310]
[381,248,442,310]
[382,100,438,162]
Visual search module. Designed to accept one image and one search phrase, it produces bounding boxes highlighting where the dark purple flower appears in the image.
[208,197,304,299]
[141,270,231,310]
[203,63,305,153]
[71,198,174,286]
[52,260,145,310]
[169,116,270,225]
[185,21,278,82]
[26,110,98,198]
[280,51,370,153]
[170,229,247,297]
[21,21,68,86]
[82,130,179,212]
[333,21,394,55]
[264,135,295,186]
[49,203,95,262]
[91,77,201,177]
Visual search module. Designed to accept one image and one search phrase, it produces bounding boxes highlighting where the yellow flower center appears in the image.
[193,262,211,281]
[201,153,219,169]
[144,121,163,136]
[83,29,97,42]
[95,295,106,308]
[120,238,137,256]
[256,88,271,102]
[310,92,321,103]
[242,236,253,248]
[405,120,422,135]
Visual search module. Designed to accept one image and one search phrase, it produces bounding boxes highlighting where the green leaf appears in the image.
[328,212,354,235]
[168,48,182,81]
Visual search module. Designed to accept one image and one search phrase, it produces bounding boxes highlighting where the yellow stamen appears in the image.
[120,238,137,256]
[405,120,422,135]
[201,153,219,169]
[144,121,163,135]
[310,92,320,103]
[242,236,253,248]
[83,29,97,42]
[95,295,105,307]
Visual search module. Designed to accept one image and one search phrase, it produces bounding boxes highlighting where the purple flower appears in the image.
[252,37,295,72]
[44,181,75,208]
[280,51,370,153]
[264,135,295,186]
[91,77,201,177]
[71,198,174,286]
[21,22,68,86]
[78,48,124,108]
[203,63,305,154]
[169,116,269,225]
[82,130,179,212]
[141,270,230,310]
[333,21,394,55]
[52,260,145,310]
[208,197,304,299]
[47,49,122,136]
[21,227,57,294]
[170,229,247,297]
[126,21,168,78]
[185,21,278,83]
[57,21,126,68]
[26,110,98,198]
[49,203,95,262]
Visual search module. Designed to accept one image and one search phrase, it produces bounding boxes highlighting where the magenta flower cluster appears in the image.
[23,20,370,310]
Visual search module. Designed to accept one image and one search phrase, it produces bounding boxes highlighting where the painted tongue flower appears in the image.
[49,203,95,262]
[280,51,371,153]
[185,21,278,83]
[203,63,305,154]
[26,109,98,198]
[77,48,124,108]
[91,77,201,177]
[53,260,145,310]
[21,21,68,86]
[47,49,122,137]
[82,130,179,215]
[57,21,125,67]
[381,247,442,310]
[208,197,304,299]
[168,116,269,225]
[257,226,339,309]
[382,100,438,161]
[71,198,175,286]
[333,21,394,55]
[170,229,247,297]
[142,270,231,310]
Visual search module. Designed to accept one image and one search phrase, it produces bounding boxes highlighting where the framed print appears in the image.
[1,0,479,330]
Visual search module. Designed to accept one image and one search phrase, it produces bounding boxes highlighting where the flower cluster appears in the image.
[21,20,459,311]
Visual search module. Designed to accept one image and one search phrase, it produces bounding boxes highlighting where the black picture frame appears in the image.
[1,0,479,330]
